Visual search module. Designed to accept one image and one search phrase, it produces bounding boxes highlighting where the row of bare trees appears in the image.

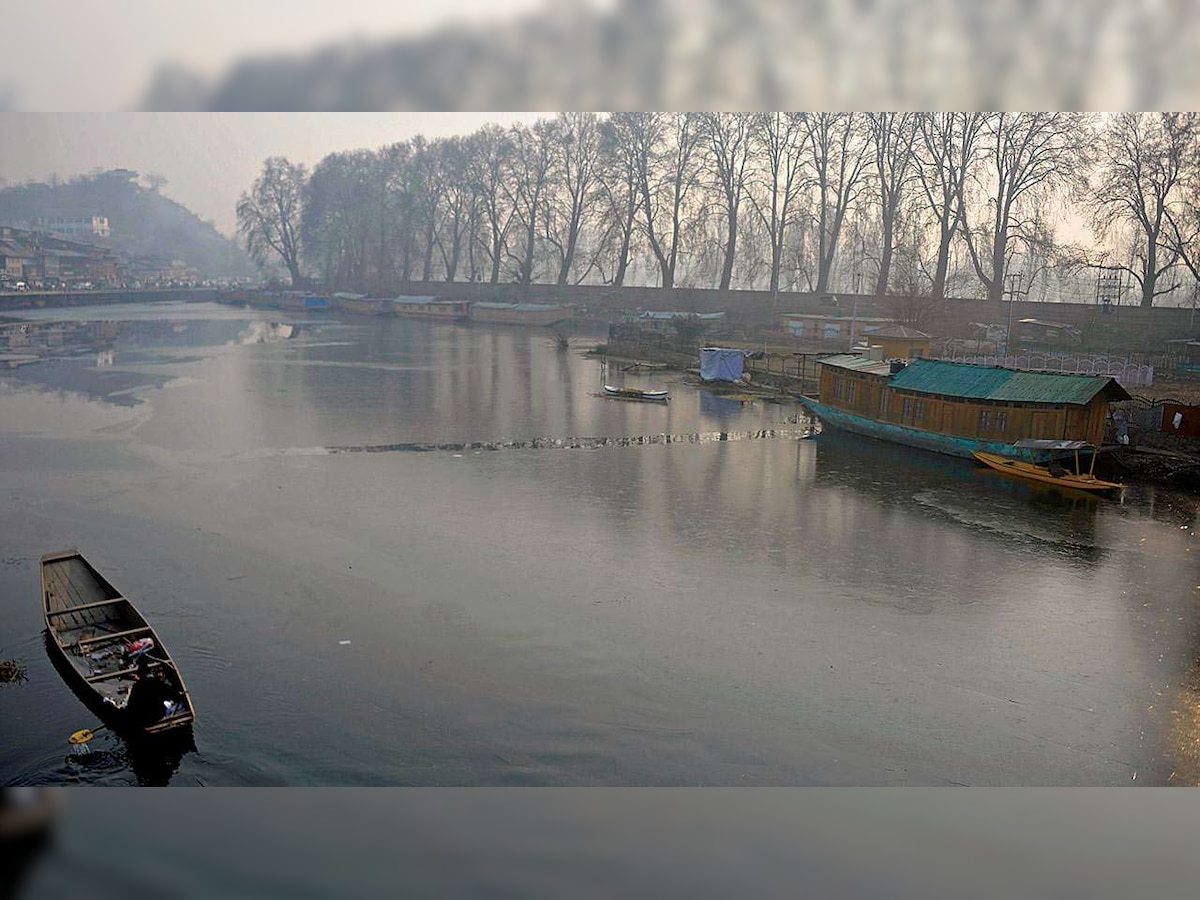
[236,112,1200,307]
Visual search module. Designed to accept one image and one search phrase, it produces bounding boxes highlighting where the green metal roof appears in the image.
[885,358,1130,404]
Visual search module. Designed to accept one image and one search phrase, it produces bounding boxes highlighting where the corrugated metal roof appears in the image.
[816,354,894,377]
[475,302,568,311]
[636,310,725,320]
[864,323,931,339]
[887,358,1127,404]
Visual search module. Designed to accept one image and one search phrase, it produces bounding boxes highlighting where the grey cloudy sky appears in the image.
[2,0,549,110]
[0,113,541,237]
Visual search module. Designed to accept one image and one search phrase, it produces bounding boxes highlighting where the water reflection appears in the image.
[3,302,1200,786]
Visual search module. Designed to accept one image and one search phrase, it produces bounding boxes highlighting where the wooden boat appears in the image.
[973,440,1122,493]
[41,550,195,736]
[603,384,670,402]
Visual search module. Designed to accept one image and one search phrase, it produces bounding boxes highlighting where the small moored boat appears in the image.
[41,550,195,736]
[973,440,1122,494]
[603,384,670,402]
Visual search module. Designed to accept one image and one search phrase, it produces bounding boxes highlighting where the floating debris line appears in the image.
[327,427,816,455]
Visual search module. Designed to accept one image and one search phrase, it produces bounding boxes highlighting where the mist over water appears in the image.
[2,302,1199,787]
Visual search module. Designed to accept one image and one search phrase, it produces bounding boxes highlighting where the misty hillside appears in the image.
[0,168,254,277]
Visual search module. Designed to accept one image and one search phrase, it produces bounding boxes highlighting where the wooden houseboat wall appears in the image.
[391,297,471,320]
[470,302,574,326]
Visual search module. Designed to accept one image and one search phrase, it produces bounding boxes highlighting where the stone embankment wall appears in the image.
[0,288,219,313]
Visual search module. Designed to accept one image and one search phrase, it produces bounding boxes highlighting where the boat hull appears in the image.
[41,550,195,737]
[603,385,669,402]
[972,451,1121,492]
[796,397,1053,462]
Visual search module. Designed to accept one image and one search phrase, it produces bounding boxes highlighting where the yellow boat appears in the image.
[973,440,1122,494]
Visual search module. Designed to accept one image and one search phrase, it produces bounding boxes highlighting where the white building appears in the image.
[35,216,111,239]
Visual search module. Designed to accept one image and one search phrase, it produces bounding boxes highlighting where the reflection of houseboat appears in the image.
[391,296,471,321]
[470,302,574,326]
[797,351,1130,461]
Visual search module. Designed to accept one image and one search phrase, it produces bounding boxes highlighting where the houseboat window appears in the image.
[914,400,925,423]
[979,409,991,431]
[847,380,857,403]
[995,411,1007,433]
[902,398,913,422]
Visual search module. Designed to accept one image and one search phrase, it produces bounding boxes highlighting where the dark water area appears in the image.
[2,302,1200,786]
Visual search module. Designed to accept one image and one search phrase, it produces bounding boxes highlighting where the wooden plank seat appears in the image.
[45,597,128,618]
[85,660,164,683]
[75,626,153,649]
[147,711,194,731]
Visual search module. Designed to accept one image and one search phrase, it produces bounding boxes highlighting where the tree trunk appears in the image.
[489,226,502,284]
[931,208,954,299]
[875,218,894,296]
[613,210,633,287]
[1142,238,1157,306]
[286,258,303,288]
[557,218,580,286]
[719,205,737,291]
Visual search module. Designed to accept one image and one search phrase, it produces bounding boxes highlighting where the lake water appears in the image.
[2,302,1199,785]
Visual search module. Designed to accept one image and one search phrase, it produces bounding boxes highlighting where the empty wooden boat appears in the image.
[41,550,195,736]
[602,384,670,402]
[973,440,1122,494]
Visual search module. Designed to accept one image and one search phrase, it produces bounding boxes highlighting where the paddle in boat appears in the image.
[41,549,195,741]
[973,439,1122,494]
[603,384,670,402]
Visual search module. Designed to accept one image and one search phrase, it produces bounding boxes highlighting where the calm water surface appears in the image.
[2,302,1199,785]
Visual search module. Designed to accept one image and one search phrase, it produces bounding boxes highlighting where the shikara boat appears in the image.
[603,384,670,402]
[973,440,1122,494]
[41,550,195,736]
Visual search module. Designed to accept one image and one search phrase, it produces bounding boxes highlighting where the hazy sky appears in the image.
[2,1,551,110]
[0,113,542,237]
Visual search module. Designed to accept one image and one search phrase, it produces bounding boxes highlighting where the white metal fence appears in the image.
[939,353,1155,388]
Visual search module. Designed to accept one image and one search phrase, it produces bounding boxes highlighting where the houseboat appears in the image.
[797,351,1131,461]
[391,296,471,321]
[470,302,574,327]
[280,293,331,312]
[333,293,390,316]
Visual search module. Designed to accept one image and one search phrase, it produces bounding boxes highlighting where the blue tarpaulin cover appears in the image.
[699,347,745,382]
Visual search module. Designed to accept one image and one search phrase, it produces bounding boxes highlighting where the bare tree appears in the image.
[537,113,603,285]
[630,112,704,289]
[236,156,307,286]
[958,113,1092,302]
[866,113,918,296]
[504,120,557,286]
[747,113,808,295]
[914,113,986,299]
[467,124,516,285]
[597,113,643,286]
[1092,112,1199,307]
[801,113,872,294]
[698,112,756,291]
[434,137,476,282]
